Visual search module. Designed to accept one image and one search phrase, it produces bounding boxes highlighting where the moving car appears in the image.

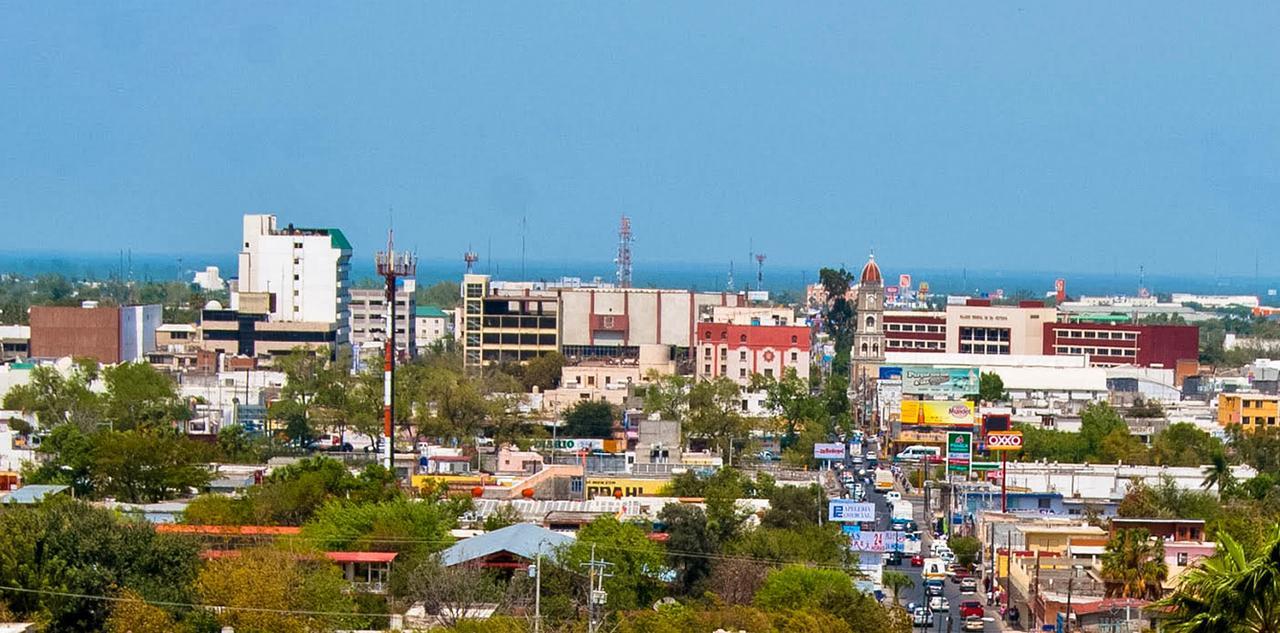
[929,597,950,613]
[885,491,902,503]
[910,554,924,567]
[925,579,945,597]
[959,601,985,618]
[960,577,978,593]
[912,608,934,627]
[964,616,985,631]
[885,551,903,566]
[895,445,942,462]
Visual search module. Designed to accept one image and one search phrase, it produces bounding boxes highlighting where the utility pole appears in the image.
[1065,575,1074,633]
[582,544,613,633]
[532,552,542,633]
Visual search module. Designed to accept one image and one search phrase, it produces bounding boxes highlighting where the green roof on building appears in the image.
[415,306,448,318]
[326,228,352,251]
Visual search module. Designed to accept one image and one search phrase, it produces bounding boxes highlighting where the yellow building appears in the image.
[1218,394,1279,430]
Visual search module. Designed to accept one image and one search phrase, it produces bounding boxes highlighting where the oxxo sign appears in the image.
[986,431,1024,450]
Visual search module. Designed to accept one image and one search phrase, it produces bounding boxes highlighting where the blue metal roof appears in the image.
[439,522,573,567]
[1,484,69,504]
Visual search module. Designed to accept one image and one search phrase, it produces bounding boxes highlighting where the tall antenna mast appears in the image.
[464,246,479,274]
[376,228,417,474]
[755,253,767,290]
[615,215,633,288]
[726,261,735,292]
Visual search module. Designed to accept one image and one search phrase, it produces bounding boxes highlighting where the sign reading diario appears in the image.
[585,477,668,498]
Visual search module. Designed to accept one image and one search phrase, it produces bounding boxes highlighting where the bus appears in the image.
[922,557,947,581]
[874,469,895,493]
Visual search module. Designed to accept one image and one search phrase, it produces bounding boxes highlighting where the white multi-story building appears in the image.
[350,286,415,358]
[1171,294,1260,309]
[232,214,352,344]
[414,306,450,351]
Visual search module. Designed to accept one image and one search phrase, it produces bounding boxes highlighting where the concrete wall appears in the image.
[29,306,120,363]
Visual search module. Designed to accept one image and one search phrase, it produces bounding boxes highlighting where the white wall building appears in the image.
[119,305,163,362]
[192,266,225,291]
[414,306,450,351]
[349,286,416,357]
[1171,294,1260,309]
[233,214,352,339]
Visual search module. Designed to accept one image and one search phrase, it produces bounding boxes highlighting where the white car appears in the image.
[929,596,950,613]
[885,491,902,503]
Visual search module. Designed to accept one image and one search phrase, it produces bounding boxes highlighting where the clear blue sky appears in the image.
[2,3,1278,276]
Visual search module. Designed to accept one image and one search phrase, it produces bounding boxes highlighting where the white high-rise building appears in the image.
[233,214,352,342]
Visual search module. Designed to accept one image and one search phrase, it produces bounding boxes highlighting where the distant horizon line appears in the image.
[3,247,1277,282]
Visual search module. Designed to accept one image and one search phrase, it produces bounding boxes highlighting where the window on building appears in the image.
[704,331,712,339]
[764,368,774,377]
[740,334,747,343]
[720,348,727,360]
[587,376,595,386]
[293,241,303,249]
[790,351,798,362]
[704,347,712,358]
[791,335,798,343]
[1038,498,1052,509]
[704,364,711,374]
[720,364,727,375]
[1177,552,1189,566]
[740,350,747,361]
[739,368,747,378]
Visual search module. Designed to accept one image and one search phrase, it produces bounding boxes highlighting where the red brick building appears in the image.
[695,322,811,386]
[883,312,946,353]
[1043,322,1198,368]
[29,306,121,364]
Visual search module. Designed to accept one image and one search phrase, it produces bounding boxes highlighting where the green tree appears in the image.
[1152,423,1222,467]
[687,377,750,463]
[563,400,616,438]
[978,372,1007,403]
[730,524,854,567]
[416,280,461,310]
[105,590,178,633]
[0,498,201,632]
[643,372,690,421]
[754,564,901,633]
[301,496,464,555]
[1156,530,1280,633]
[561,516,666,611]
[520,352,566,392]
[1101,528,1168,599]
[2,363,103,429]
[881,570,915,605]
[89,429,212,502]
[658,503,716,595]
[752,368,825,451]
[948,535,981,568]
[101,362,187,430]
[1202,451,1237,498]
[197,547,360,633]
[483,503,524,531]
[760,484,823,531]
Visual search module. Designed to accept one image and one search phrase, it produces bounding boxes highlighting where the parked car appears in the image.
[960,577,978,594]
[910,554,924,567]
[964,616,985,631]
[929,597,950,613]
[959,601,985,618]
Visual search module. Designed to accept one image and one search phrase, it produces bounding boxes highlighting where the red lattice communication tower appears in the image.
[375,230,416,472]
[754,253,767,290]
[464,248,479,274]
[615,215,633,288]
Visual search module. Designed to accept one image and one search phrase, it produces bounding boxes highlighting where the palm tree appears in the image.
[1101,528,1168,599]
[882,570,915,606]
[1202,452,1236,498]
[1157,530,1280,633]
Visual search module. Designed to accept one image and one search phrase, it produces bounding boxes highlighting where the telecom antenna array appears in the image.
[615,215,633,288]
[375,230,417,472]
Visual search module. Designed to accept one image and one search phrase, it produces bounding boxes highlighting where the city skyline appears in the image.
[3,4,1280,276]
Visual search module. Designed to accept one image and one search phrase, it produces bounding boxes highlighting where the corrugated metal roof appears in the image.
[439,523,573,567]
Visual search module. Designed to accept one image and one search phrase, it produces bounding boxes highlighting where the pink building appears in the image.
[694,322,811,386]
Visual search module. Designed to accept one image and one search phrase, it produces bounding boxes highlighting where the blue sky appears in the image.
[2,3,1278,276]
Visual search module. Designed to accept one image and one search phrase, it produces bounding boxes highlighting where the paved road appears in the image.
[867,470,1007,633]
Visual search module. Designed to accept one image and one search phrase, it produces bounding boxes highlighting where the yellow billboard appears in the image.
[900,400,977,426]
[585,477,669,498]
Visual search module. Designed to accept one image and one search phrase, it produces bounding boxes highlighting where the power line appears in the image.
[0,585,399,620]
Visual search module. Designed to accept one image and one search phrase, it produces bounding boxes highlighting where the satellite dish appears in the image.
[204,300,223,310]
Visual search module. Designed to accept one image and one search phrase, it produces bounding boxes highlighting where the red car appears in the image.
[959,601,985,618]
[910,554,924,567]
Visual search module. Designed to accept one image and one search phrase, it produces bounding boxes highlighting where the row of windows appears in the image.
[1243,416,1278,426]
[1239,400,1276,409]
[702,347,800,361]
[887,339,944,350]
[959,344,1011,355]
[1055,329,1138,341]
[702,331,801,344]
[482,333,557,345]
[704,364,778,379]
[1054,345,1137,357]
[481,316,558,330]
[960,327,1011,342]
[885,323,943,333]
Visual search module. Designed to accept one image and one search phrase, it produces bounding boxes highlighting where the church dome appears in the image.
[859,254,883,285]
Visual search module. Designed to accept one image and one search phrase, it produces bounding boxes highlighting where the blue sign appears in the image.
[879,366,903,380]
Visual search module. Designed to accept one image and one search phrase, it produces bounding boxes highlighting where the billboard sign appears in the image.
[947,431,972,465]
[584,477,669,498]
[902,367,980,398]
[901,400,978,426]
[879,366,903,381]
[849,530,907,553]
[534,438,605,452]
[985,431,1024,451]
[828,500,876,523]
[900,274,912,289]
[814,443,845,460]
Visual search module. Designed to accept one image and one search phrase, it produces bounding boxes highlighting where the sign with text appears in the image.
[985,431,1024,451]
[849,530,907,553]
[947,431,972,465]
[902,367,980,398]
[828,500,876,523]
[901,400,978,426]
[814,443,845,460]
[584,477,668,498]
